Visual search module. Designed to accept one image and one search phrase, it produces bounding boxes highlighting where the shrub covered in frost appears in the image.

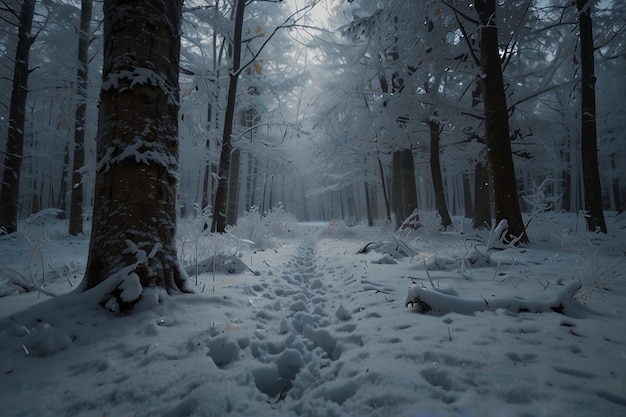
[228,203,296,250]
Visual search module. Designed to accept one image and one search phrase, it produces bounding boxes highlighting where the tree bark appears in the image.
[69,0,93,236]
[463,172,473,219]
[429,120,452,229]
[611,154,622,213]
[82,0,189,300]
[473,161,492,229]
[211,0,245,233]
[226,148,240,225]
[391,148,419,229]
[377,153,391,223]
[57,143,70,219]
[391,151,402,228]
[475,0,528,243]
[248,155,258,210]
[576,0,607,233]
[0,0,37,235]
[364,181,374,226]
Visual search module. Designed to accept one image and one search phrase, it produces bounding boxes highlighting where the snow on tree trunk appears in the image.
[0,0,36,235]
[475,0,529,243]
[69,0,93,236]
[576,0,608,233]
[82,0,190,305]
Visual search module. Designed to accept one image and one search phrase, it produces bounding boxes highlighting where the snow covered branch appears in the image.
[406,280,586,317]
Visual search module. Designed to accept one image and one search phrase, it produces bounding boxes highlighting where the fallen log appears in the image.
[406,280,587,318]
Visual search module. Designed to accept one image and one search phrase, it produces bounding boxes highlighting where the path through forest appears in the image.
[0,220,625,417]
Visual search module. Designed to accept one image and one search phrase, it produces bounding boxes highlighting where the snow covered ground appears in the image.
[0,211,625,417]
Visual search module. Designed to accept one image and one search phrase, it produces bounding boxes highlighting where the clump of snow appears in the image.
[319,219,356,238]
[18,321,73,357]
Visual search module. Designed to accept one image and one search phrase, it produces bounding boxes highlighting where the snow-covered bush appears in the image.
[523,178,562,218]
[263,203,296,238]
[228,203,296,250]
[559,230,622,303]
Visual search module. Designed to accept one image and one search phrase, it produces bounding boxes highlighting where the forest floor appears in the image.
[0,211,625,417]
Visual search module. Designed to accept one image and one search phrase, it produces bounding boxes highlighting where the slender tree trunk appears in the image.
[268,174,275,210]
[463,172,473,219]
[429,120,452,228]
[201,161,211,210]
[475,0,528,243]
[261,168,269,213]
[391,149,420,229]
[377,153,391,223]
[576,0,607,233]
[57,144,69,218]
[248,156,258,209]
[212,0,244,233]
[391,151,402,228]
[201,101,215,214]
[398,148,419,229]
[69,0,93,236]
[364,181,373,227]
[0,0,36,235]
[226,148,240,225]
[82,0,189,300]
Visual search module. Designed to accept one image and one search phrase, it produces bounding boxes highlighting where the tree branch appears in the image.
[235,3,312,77]
[450,9,480,68]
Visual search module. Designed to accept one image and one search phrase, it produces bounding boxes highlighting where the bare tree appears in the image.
[69,0,93,236]
[0,0,37,235]
[475,0,529,243]
[211,0,245,233]
[576,0,607,233]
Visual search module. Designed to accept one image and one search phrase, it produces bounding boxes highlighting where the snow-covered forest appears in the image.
[0,0,624,231]
[0,0,625,416]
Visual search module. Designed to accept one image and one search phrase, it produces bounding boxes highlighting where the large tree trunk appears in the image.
[211,0,245,233]
[69,0,93,236]
[0,0,36,235]
[473,161,492,229]
[429,120,452,229]
[576,0,607,233]
[82,0,189,303]
[475,0,528,243]
[611,154,622,213]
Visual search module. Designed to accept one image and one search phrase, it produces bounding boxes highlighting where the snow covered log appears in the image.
[406,280,587,317]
